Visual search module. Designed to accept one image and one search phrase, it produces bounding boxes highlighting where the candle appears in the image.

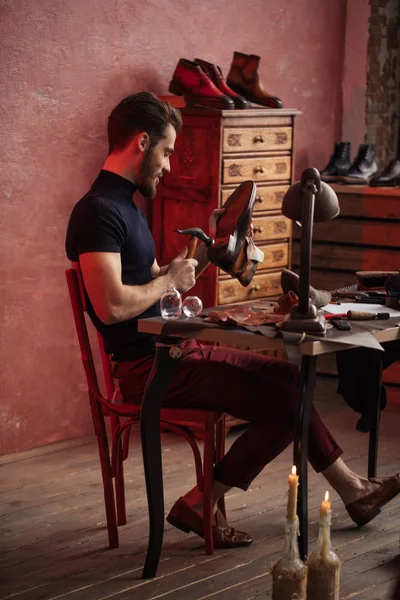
[320,490,331,518]
[271,465,306,599]
[307,490,341,599]
[320,491,331,561]
[287,465,299,521]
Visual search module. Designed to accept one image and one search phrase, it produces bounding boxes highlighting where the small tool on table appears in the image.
[325,310,390,330]
[174,227,214,258]
[325,311,390,320]
[346,310,390,320]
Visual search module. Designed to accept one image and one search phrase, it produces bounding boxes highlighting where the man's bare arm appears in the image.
[80,251,196,325]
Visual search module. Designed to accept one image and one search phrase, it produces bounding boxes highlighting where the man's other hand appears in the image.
[167,247,198,293]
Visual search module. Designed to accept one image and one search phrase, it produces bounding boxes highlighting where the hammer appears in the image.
[174,228,214,259]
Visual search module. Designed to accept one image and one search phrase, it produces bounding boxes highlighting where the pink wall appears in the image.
[0,0,346,455]
[342,0,370,154]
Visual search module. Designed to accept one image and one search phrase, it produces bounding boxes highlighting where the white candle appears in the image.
[287,465,299,520]
[320,490,331,560]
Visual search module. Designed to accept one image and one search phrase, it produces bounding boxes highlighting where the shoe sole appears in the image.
[166,513,253,548]
[168,80,234,110]
[370,180,400,187]
[227,82,283,109]
[339,178,371,185]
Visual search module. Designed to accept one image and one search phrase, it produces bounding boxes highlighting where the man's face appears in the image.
[137,123,176,199]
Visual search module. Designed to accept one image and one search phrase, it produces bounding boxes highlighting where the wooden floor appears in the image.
[1,378,400,600]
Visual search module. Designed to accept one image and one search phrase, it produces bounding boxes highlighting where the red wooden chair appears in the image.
[65,264,226,555]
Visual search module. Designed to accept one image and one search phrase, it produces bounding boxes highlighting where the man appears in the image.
[66,92,400,549]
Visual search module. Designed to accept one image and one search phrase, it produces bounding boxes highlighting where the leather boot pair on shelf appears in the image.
[321,142,378,185]
[169,52,282,110]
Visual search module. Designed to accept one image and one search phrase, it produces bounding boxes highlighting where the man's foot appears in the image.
[345,474,400,527]
[166,497,253,548]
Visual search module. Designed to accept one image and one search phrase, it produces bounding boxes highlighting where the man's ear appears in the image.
[138,132,150,153]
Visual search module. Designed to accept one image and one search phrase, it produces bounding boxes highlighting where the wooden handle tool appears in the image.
[187,237,198,259]
[347,310,390,320]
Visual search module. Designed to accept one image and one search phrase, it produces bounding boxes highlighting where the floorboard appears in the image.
[1,378,399,600]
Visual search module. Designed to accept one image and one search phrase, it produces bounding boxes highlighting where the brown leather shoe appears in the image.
[226,52,283,109]
[167,497,253,548]
[346,474,400,527]
[207,181,264,287]
[194,59,250,109]
[169,59,234,110]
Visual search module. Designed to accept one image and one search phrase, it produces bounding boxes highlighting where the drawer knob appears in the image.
[251,284,261,292]
[254,166,265,174]
[255,195,263,203]
[253,226,263,233]
[254,135,265,143]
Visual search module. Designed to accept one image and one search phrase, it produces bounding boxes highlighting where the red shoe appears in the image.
[194,58,250,109]
[169,59,234,110]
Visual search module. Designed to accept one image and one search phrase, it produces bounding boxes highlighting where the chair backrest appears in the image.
[65,264,115,410]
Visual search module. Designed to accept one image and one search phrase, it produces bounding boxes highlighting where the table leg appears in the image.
[294,354,317,560]
[368,351,382,478]
[140,341,183,580]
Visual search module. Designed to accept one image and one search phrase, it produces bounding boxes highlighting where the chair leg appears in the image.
[92,399,119,548]
[115,445,127,526]
[203,422,215,555]
[215,417,226,519]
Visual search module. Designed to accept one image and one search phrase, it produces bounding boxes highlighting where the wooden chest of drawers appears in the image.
[152,107,300,308]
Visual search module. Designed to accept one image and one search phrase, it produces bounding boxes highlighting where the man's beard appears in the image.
[137,147,158,199]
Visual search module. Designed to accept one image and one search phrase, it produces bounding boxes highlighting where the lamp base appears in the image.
[278,313,327,337]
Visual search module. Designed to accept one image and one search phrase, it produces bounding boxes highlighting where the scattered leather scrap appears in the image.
[273,291,298,314]
[205,305,282,327]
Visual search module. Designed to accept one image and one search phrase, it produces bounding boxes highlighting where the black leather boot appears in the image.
[339,144,378,184]
[320,141,351,182]
[369,159,400,187]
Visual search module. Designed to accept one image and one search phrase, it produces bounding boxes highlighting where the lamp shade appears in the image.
[282,175,340,223]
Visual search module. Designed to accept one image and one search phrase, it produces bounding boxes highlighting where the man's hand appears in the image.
[208,208,225,239]
[167,247,198,293]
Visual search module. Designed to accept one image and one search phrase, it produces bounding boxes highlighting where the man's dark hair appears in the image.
[107,92,183,153]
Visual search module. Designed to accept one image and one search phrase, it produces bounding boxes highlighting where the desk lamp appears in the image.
[280,168,340,335]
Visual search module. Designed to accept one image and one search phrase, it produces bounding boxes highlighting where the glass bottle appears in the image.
[183,296,203,318]
[272,517,307,600]
[160,287,182,320]
[306,510,341,600]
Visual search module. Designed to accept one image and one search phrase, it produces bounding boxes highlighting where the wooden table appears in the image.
[137,315,400,578]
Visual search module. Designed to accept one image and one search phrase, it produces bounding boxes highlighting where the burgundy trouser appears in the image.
[113,340,342,491]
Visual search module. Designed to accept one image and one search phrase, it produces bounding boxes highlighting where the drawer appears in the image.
[253,215,292,242]
[222,156,291,184]
[218,272,282,304]
[218,242,289,276]
[223,126,292,153]
[221,184,289,213]
[257,242,289,270]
